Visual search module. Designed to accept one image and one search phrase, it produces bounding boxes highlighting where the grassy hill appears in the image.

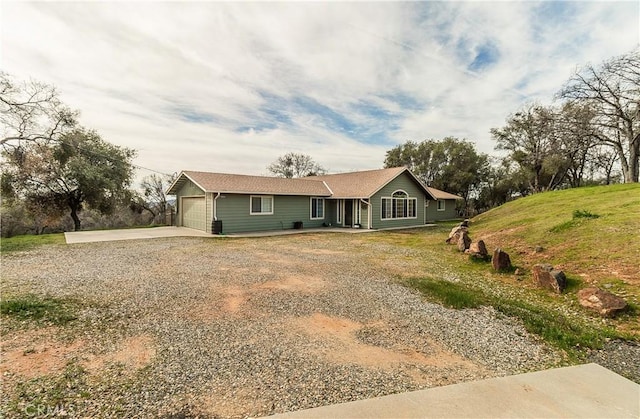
[472,183,640,305]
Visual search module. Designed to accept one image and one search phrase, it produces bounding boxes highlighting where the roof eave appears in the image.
[167,171,208,195]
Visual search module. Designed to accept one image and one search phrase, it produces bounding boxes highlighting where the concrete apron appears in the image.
[64,226,211,244]
[267,364,639,418]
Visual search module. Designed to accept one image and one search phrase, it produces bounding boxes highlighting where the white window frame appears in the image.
[437,199,446,211]
[310,197,325,220]
[381,190,417,220]
[250,195,274,215]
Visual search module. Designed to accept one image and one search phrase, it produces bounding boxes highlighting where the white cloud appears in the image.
[1,1,637,185]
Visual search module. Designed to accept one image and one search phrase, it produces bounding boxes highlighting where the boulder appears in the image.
[532,264,566,294]
[466,240,488,257]
[446,225,468,244]
[577,287,627,317]
[457,231,471,252]
[492,248,512,271]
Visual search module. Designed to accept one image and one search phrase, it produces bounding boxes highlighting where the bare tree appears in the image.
[0,73,78,149]
[267,152,326,178]
[558,49,640,182]
[555,102,600,188]
[134,173,176,223]
[491,104,568,192]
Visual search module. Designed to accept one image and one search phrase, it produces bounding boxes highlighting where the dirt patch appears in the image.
[186,387,271,418]
[84,334,155,372]
[188,273,326,321]
[0,328,85,379]
[300,248,345,256]
[256,275,325,293]
[292,313,484,383]
[0,330,154,379]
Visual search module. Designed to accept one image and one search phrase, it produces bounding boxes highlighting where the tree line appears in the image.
[0,73,174,236]
[1,49,638,235]
[384,49,639,214]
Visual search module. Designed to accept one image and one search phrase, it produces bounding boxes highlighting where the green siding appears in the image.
[326,200,341,226]
[175,179,205,228]
[216,194,327,233]
[426,199,459,222]
[370,172,427,229]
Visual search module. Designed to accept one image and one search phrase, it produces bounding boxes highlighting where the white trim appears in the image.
[310,197,325,220]
[437,199,446,211]
[250,195,274,215]
[380,194,418,220]
[213,192,221,221]
[322,181,333,195]
[360,198,372,229]
[392,189,408,197]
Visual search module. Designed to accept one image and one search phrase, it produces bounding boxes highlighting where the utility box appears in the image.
[212,220,223,235]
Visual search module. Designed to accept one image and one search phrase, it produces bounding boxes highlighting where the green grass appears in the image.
[375,213,637,358]
[406,276,621,357]
[407,277,485,309]
[1,294,80,326]
[0,233,65,253]
[471,183,640,300]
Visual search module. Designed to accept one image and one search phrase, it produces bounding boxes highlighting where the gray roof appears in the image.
[427,187,463,200]
[308,167,435,199]
[167,171,332,196]
[168,167,438,200]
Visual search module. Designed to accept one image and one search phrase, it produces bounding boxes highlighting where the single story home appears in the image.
[166,167,462,234]
[425,187,463,222]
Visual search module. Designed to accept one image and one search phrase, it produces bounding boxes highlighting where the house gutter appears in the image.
[360,198,372,229]
[213,192,221,221]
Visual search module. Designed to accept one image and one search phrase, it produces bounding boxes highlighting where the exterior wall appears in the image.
[326,200,339,226]
[174,179,206,228]
[370,173,426,229]
[216,194,327,233]
[425,199,459,222]
[205,193,214,234]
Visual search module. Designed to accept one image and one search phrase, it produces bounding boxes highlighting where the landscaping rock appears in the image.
[492,248,512,271]
[466,240,488,257]
[534,246,544,253]
[457,231,472,252]
[577,287,627,317]
[532,264,567,294]
[446,226,468,244]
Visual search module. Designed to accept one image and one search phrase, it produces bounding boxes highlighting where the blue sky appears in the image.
[2,1,638,183]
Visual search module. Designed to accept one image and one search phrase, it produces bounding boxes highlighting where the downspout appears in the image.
[360,198,372,229]
[213,192,221,221]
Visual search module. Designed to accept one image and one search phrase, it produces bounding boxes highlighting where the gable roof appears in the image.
[309,167,436,200]
[167,167,441,200]
[427,187,463,200]
[167,170,332,196]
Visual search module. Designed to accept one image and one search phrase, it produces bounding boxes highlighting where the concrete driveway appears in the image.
[64,226,212,244]
[269,363,640,418]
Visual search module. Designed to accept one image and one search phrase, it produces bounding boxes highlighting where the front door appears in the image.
[344,199,353,227]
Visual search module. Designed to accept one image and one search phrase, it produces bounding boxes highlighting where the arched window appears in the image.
[381,190,417,220]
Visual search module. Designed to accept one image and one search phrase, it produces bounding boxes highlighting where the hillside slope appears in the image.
[472,184,640,299]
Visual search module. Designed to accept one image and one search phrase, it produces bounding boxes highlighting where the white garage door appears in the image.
[182,197,206,231]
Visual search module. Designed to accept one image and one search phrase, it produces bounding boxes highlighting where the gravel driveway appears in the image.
[1,234,560,417]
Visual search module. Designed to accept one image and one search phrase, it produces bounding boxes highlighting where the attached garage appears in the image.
[181,197,206,231]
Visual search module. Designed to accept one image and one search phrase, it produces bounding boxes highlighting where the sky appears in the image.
[2,1,639,184]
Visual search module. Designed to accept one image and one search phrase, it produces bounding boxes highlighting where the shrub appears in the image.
[573,209,600,219]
